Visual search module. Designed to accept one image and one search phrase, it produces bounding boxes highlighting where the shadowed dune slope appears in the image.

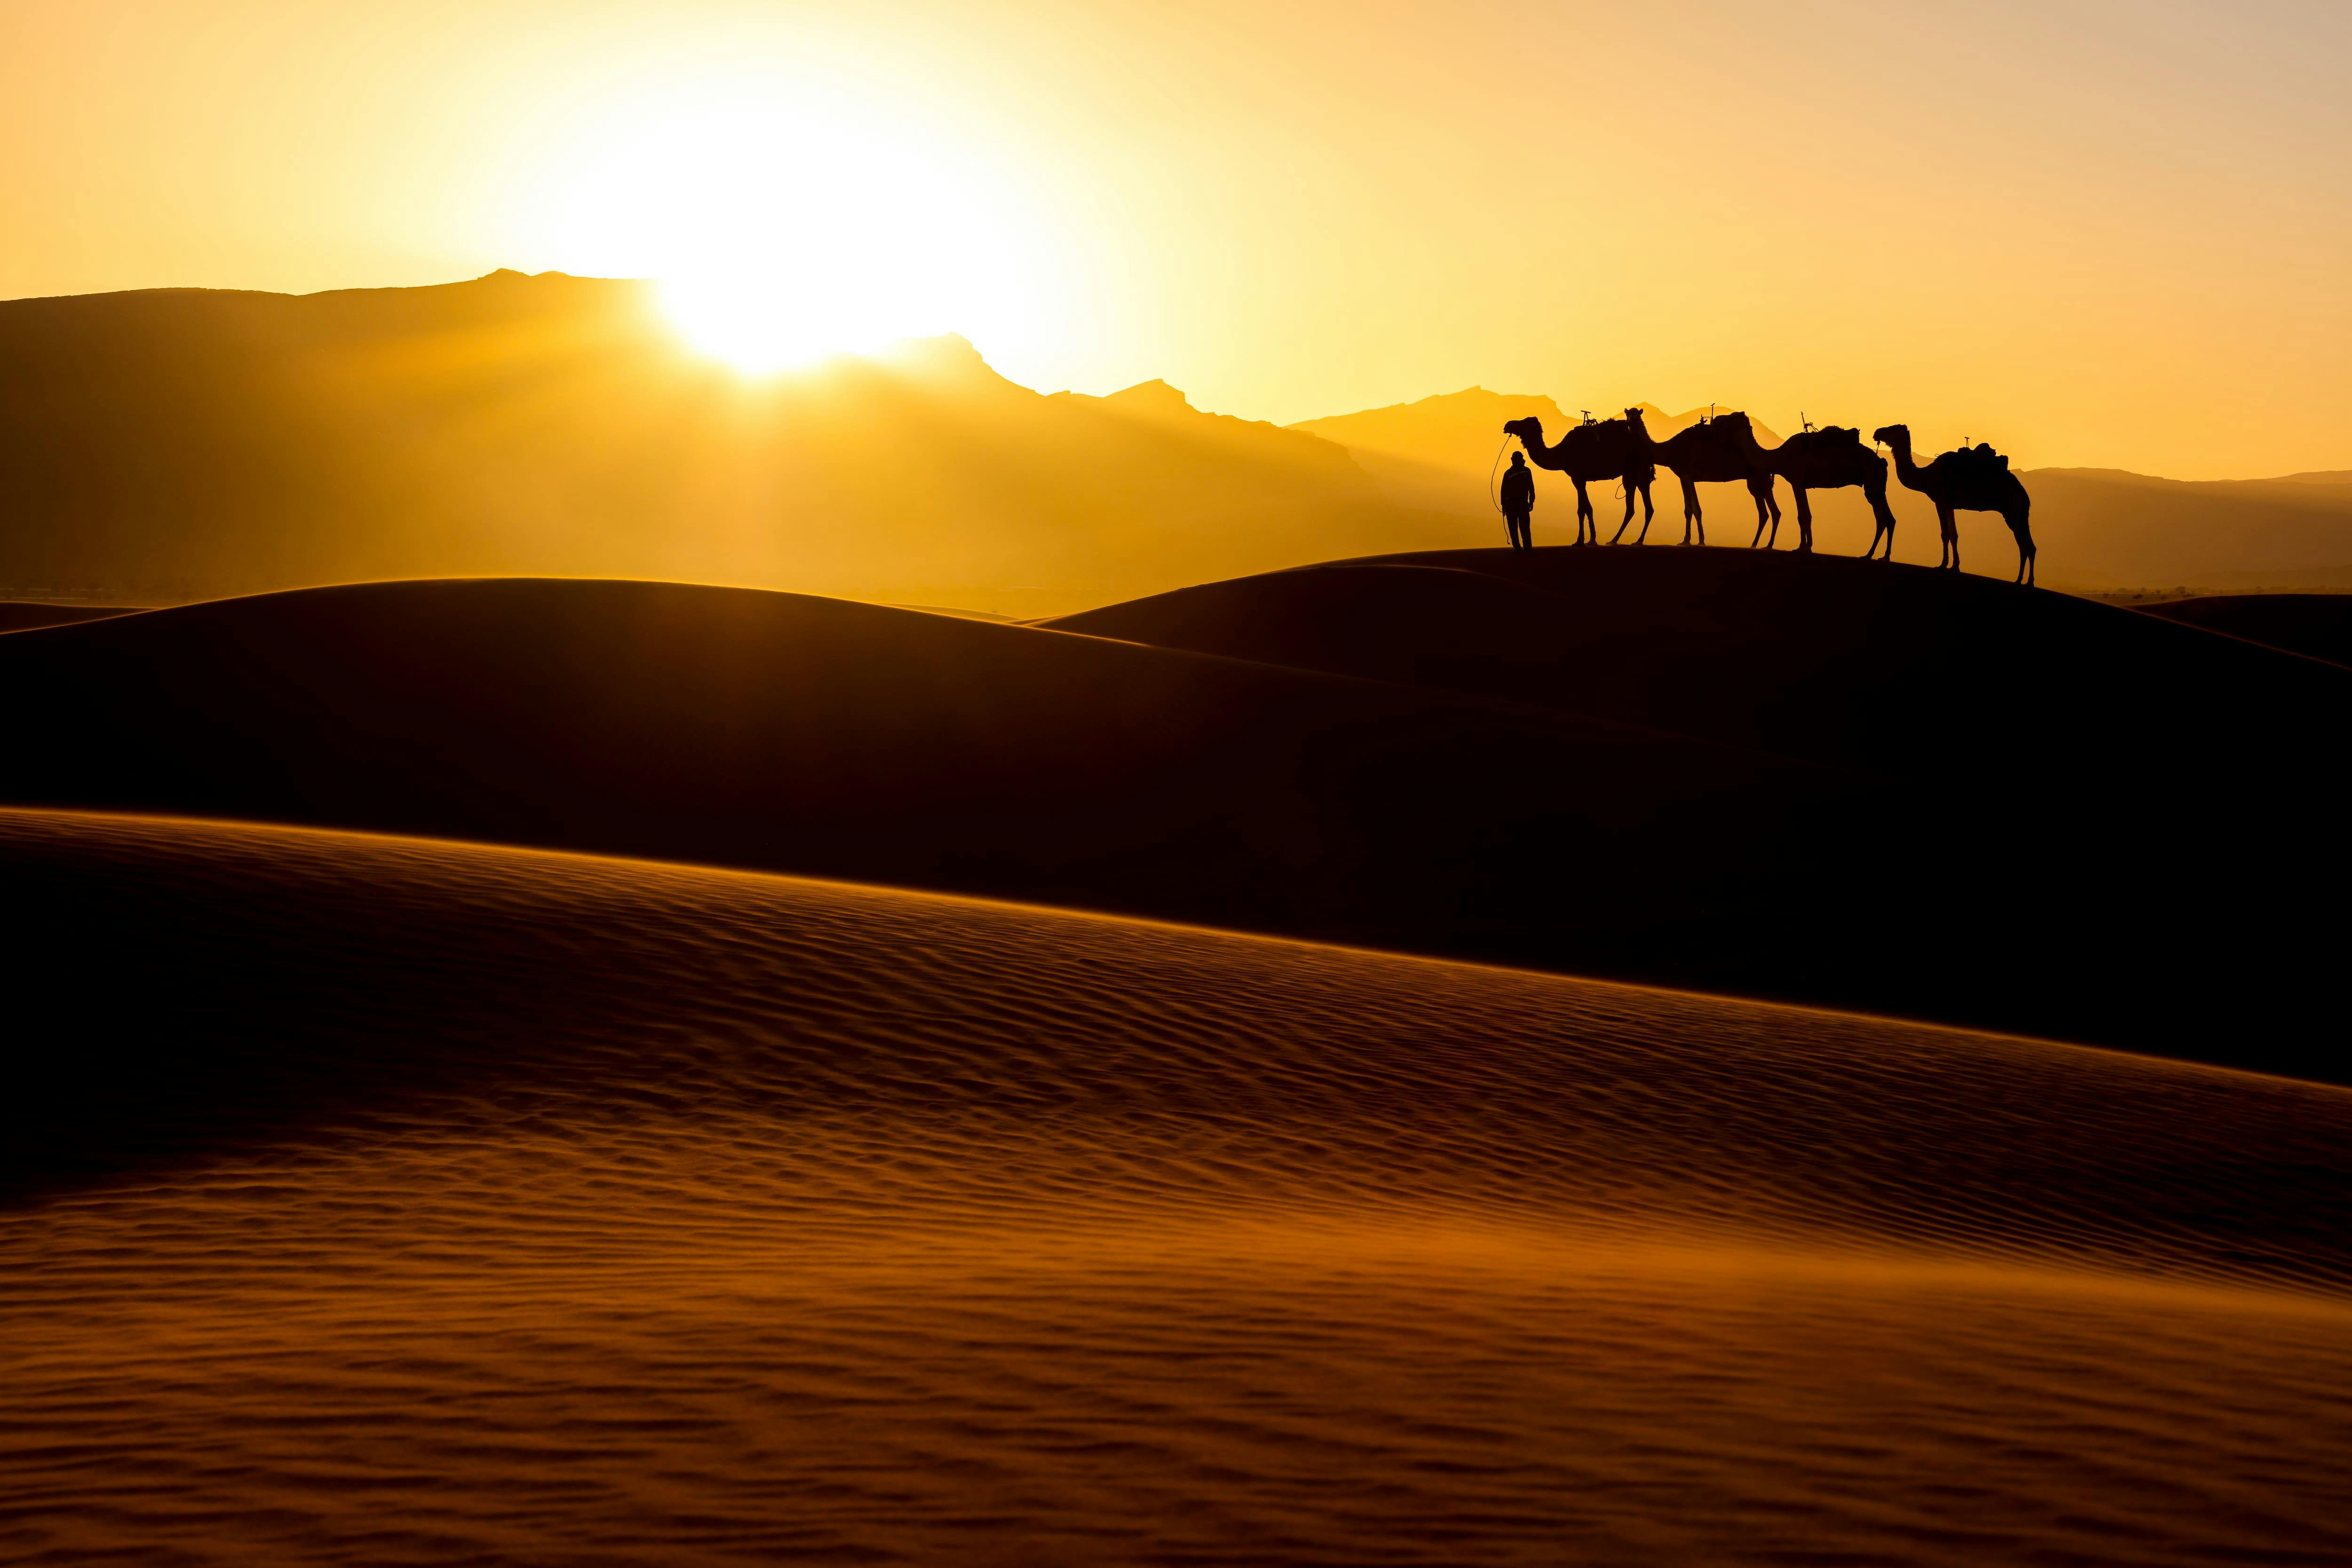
[2137,592,2352,668]
[1048,548,2352,1073]
[4,810,2351,1566]
[0,600,147,633]
[0,574,1851,975]
[1045,545,2352,786]
[1049,548,2351,1044]
[0,570,2340,1074]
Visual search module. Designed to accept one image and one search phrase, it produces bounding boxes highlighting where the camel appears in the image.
[1643,410,1781,546]
[1874,425,2036,585]
[1501,412,1656,545]
[1714,414,1898,554]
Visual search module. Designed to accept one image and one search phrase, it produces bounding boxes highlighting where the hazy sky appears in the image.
[4,0,2347,476]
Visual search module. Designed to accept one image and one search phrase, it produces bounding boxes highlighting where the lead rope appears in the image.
[1488,434,1518,515]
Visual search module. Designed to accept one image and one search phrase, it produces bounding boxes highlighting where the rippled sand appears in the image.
[5,808,2349,1564]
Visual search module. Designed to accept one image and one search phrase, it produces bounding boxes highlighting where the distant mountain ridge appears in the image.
[1,268,2346,603]
[0,271,1460,614]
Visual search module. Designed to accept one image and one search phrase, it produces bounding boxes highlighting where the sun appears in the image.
[661,263,882,375]
[528,81,1039,374]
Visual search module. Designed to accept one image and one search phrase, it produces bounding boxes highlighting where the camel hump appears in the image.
[1785,425,1861,453]
[1952,443,2012,478]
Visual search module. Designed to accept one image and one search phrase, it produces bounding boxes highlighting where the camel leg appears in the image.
[1573,480,1596,545]
[1624,480,1655,545]
[1608,484,1637,545]
[1791,486,1814,554]
[1747,478,1774,548]
[2008,504,2036,586]
[1865,474,1899,561]
[1678,476,1700,546]
[1936,503,1959,571]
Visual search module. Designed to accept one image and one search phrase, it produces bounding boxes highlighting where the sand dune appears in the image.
[0,562,2341,1074]
[5,808,2350,1565]
[2137,592,2352,668]
[0,600,146,633]
[0,572,1855,977]
[1047,546,2351,783]
[1046,547,2351,1074]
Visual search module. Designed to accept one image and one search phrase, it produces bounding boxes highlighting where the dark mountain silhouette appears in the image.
[0,556,2342,1078]
[0,272,1471,615]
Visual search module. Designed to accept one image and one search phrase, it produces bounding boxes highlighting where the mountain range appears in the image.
[2,269,2346,610]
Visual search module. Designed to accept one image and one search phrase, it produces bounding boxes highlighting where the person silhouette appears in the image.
[1500,450,1535,550]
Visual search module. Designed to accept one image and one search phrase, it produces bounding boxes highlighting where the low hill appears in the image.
[0,272,1474,615]
[2135,592,2352,667]
[6,809,2350,1563]
[0,563,2342,1070]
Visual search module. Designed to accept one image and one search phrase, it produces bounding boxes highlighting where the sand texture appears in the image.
[0,561,2341,1072]
[6,808,2351,1565]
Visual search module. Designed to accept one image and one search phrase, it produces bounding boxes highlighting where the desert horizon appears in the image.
[8,267,2352,618]
[6,2,2350,1563]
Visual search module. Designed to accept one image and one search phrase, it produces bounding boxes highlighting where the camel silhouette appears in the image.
[1874,425,2037,585]
[1713,414,1897,555]
[1502,413,1656,545]
[1644,411,1781,546]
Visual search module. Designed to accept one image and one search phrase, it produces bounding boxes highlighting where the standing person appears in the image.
[1499,449,1536,549]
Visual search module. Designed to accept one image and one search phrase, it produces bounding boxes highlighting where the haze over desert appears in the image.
[4,1,2350,1563]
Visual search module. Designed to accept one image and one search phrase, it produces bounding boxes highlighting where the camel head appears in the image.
[1621,407,1648,432]
[1871,424,1909,449]
[1502,416,1544,447]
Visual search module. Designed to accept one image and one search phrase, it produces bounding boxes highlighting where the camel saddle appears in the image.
[1790,425,1863,450]
[1950,442,2011,478]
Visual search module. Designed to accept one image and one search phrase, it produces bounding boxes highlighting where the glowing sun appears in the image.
[533,84,1037,374]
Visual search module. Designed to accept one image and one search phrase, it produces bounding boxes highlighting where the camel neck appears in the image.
[1887,438,1925,484]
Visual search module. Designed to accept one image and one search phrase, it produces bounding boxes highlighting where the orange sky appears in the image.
[4,0,2347,478]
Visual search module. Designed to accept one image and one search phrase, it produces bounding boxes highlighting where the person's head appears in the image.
[1509,451,1525,467]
